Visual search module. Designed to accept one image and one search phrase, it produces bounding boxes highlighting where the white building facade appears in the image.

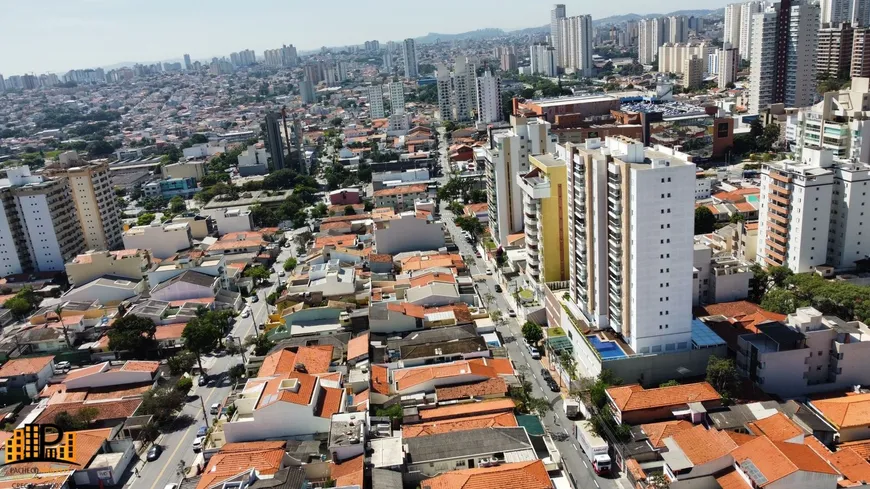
[476,71,503,124]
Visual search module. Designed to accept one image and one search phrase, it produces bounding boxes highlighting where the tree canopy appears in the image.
[522,321,544,345]
[107,314,157,353]
[694,206,716,234]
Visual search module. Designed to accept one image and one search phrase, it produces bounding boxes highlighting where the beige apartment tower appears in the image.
[66,163,123,251]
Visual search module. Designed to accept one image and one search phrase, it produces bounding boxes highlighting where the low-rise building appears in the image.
[207,208,253,234]
[373,214,445,255]
[122,222,193,260]
[606,382,721,425]
[142,177,198,199]
[373,184,429,211]
[0,355,55,395]
[692,244,752,306]
[65,249,150,287]
[420,460,552,489]
[163,161,207,182]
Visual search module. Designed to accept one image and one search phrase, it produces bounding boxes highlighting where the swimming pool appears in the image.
[746,195,759,203]
[586,335,627,359]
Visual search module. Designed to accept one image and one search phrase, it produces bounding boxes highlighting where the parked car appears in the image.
[241,309,250,318]
[198,376,207,387]
[529,347,541,360]
[192,437,204,452]
[210,403,221,415]
[251,295,259,303]
[508,309,516,317]
[486,268,493,275]
[548,380,561,392]
[540,369,554,382]
[196,426,207,437]
[55,361,71,371]
[494,284,502,293]
[278,270,285,277]
[146,445,162,461]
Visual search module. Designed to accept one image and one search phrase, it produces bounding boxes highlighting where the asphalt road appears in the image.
[126,246,293,489]
[436,129,626,489]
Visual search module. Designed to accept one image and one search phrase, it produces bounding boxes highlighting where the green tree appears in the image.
[108,314,157,353]
[659,380,681,387]
[343,205,356,216]
[54,305,73,349]
[86,140,115,157]
[169,196,186,214]
[761,288,807,314]
[559,351,577,381]
[4,297,32,318]
[454,215,484,237]
[167,350,198,376]
[245,265,271,284]
[137,213,156,226]
[245,334,275,356]
[182,317,223,372]
[283,257,298,271]
[706,355,738,399]
[749,263,769,303]
[311,202,328,219]
[526,396,552,418]
[189,133,209,144]
[228,364,246,384]
[522,321,544,345]
[250,204,279,227]
[175,377,193,393]
[375,404,403,419]
[138,387,187,425]
[694,206,716,234]
[729,213,746,224]
[767,265,794,289]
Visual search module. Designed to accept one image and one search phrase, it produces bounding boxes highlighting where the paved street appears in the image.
[126,246,293,489]
[435,129,626,489]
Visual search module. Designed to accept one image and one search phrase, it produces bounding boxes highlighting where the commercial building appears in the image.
[757,148,870,272]
[748,0,820,114]
[658,42,713,75]
[164,160,207,182]
[0,167,86,275]
[236,145,269,176]
[514,94,621,126]
[142,177,197,199]
[717,48,739,88]
[476,70,502,124]
[64,163,123,251]
[529,43,557,77]
[264,112,285,170]
[368,85,385,119]
[517,153,569,284]
[817,23,855,78]
[372,184,430,211]
[122,222,193,260]
[682,56,704,90]
[638,17,666,65]
[485,116,557,245]
[403,38,419,79]
[65,249,150,287]
[551,4,567,67]
[559,15,594,77]
[566,137,697,355]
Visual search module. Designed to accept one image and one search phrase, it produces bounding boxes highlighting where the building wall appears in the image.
[18,187,80,272]
[0,195,26,276]
[122,225,193,260]
[164,161,207,181]
[66,252,147,287]
[374,217,445,255]
[533,157,569,283]
[67,163,122,251]
[223,397,331,442]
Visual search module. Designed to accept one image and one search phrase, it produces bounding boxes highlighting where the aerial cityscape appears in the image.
[4,1,870,489]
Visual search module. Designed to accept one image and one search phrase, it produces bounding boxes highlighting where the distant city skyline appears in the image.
[1,0,730,75]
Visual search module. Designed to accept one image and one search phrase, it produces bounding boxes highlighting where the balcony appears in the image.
[517,173,551,199]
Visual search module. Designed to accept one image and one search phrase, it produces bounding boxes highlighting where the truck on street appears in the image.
[574,420,612,475]
[563,399,580,419]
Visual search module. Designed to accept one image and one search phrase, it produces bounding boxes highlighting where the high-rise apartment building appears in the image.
[551,4,567,67]
[748,0,820,114]
[485,116,557,245]
[389,82,405,116]
[518,152,568,285]
[499,48,518,72]
[264,112,285,170]
[718,47,740,88]
[403,38,419,79]
[382,51,393,73]
[638,17,666,65]
[436,63,453,122]
[0,167,86,275]
[476,71,503,124]
[367,85,385,119]
[300,78,315,104]
[757,148,870,272]
[452,57,473,122]
[739,1,765,61]
[724,4,742,50]
[658,42,713,74]
[64,163,123,252]
[567,137,697,354]
[683,56,704,89]
[854,28,870,77]
[559,15,594,77]
[530,43,558,77]
[183,54,192,71]
[817,23,855,78]
[791,77,870,162]
[668,15,690,43]
[822,0,854,23]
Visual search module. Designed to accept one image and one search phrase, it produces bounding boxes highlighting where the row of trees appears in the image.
[755,267,870,322]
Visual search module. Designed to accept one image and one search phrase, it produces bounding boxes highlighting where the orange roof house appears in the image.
[390,360,497,394]
[346,333,370,363]
[418,398,516,422]
[196,441,286,489]
[403,411,518,438]
[641,420,694,448]
[435,377,508,401]
[607,382,722,424]
[810,393,870,442]
[0,355,54,379]
[331,454,364,488]
[747,413,805,442]
[732,436,839,486]
[421,460,552,489]
[257,346,334,377]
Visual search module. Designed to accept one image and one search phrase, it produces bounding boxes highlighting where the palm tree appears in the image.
[54,305,72,349]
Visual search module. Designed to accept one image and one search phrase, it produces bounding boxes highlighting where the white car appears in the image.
[192,437,204,452]
[529,347,541,360]
[241,309,250,318]
[55,361,71,371]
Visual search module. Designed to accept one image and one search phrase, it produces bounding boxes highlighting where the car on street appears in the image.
[251,295,259,303]
[279,270,285,276]
[198,376,207,386]
[146,445,162,461]
[55,361,71,371]
[192,437,204,452]
[529,346,541,359]
[549,381,560,392]
[486,268,493,275]
[164,484,178,489]
[196,426,207,437]
[241,309,250,318]
[494,284,502,292]
[210,403,221,415]
[541,369,553,381]
[508,309,516,317]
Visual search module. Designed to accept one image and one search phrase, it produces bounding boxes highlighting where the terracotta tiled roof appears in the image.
[813,393,870,429]
[315,386,344,419]
[256,373,318,409]
[0,355,53,377]
[386,301,427,318]
[120,360,160,372]
[696,301,786,328]
[607,382,720,413]
[314,234,357,248]
[733,435,839,486]
[154,322,187,340]
[196,441,286,489]
[436,378,508,401]
[84,383,152,401]
[12,428,113,474]
[403,412,518,438]
[258,346,333,377]
[400,253,464,272]
[373,183,428,197]
[371,365,390,395]
[392,360,496,391]
[469,358,514,376]
[464,203,488,215]
[369,253,393,263]
[745,222,759,231]
[625,458,647,483]
[347,333,370,361]
[409,272,456,288]
[331,454,364,488]
[419,398,516,421]
[668,425,737,465]
[421,460,551,489]
[727,432,758,446]
[837,440,870,461]
[641,420,694,448]
[715,468,752,489]
[63,362,108,382]
[747,413,805,441]
[35,398,142,425]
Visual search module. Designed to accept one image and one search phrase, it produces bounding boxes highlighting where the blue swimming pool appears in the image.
[746,195,759,203]
[586,335,627,359]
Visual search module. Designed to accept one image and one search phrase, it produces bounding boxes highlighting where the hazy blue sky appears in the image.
[2,0,729,74]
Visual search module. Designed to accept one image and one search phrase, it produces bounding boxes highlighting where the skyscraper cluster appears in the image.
[435,57,487,122]
[637,15,694,66]
[548,5,594,76]
[229,50,256,67]
[263,45,298,68]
